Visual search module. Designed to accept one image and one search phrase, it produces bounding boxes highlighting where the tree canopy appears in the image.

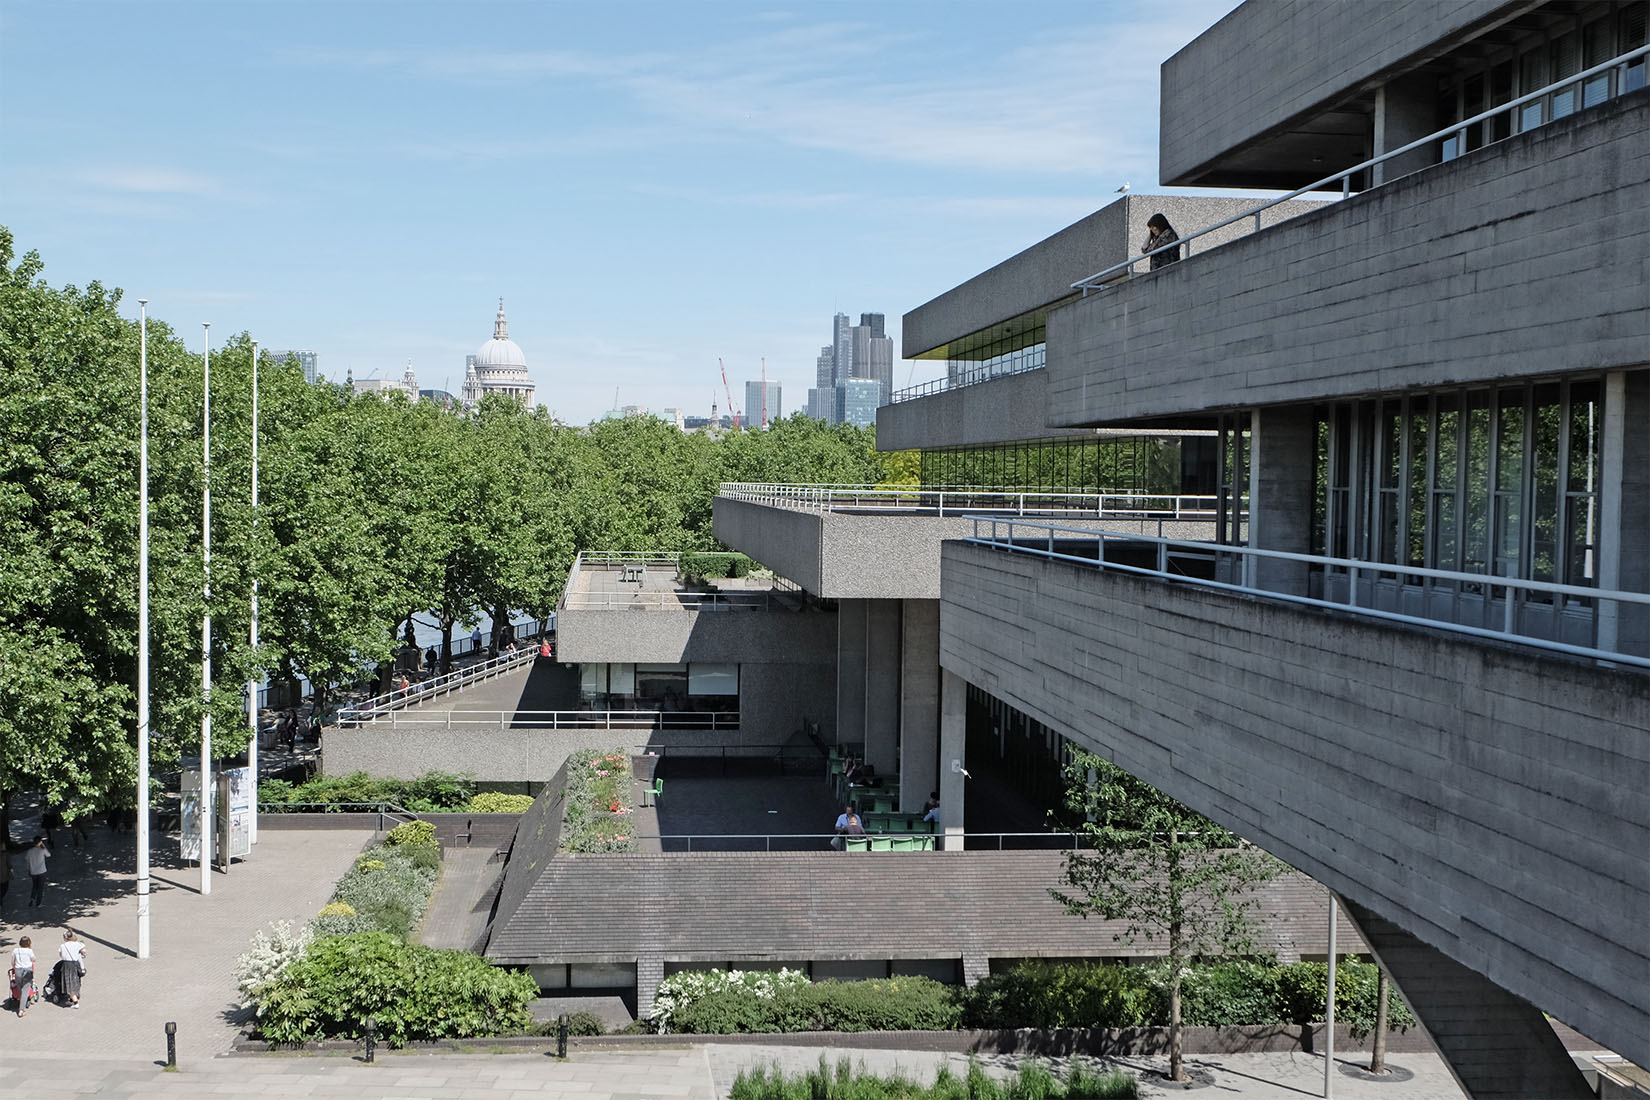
[0,227,901,813]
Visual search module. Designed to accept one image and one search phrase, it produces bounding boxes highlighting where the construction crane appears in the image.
[718,358,741,430]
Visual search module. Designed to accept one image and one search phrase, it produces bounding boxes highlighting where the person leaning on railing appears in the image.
[1142,212,1181,269]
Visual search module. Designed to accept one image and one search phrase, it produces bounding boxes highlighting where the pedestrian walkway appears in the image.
[414,846,501,952]
[0,820,366,1065]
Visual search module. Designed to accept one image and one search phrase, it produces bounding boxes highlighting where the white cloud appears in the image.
[81,167,227,196]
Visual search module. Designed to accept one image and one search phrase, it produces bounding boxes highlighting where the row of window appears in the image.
[918,436,1197,494]
[1438,3,1647,161]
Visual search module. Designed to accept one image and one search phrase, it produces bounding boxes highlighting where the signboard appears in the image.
[180,768,253,867]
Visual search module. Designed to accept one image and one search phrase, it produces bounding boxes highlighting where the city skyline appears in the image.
[4,0,1246,424]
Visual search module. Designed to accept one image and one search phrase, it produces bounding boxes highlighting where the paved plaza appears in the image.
[0,806,1481,1100]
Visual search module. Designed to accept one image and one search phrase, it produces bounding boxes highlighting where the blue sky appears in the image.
[3,0,1243,424]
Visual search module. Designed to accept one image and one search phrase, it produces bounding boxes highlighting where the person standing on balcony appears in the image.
[1142,213,1182,269]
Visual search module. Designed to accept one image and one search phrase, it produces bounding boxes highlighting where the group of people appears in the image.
[274,710,322,750]
[8,931,86,1015]
[829,791,942,849]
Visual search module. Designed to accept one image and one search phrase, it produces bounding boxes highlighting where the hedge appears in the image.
[680,551,751,584]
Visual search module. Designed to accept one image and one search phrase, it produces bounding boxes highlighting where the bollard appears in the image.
[557,1013,568,1059]
[164,1021,177,1068]
[363,1017,377,1064]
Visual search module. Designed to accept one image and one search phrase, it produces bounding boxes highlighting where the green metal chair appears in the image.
[885,816,909,834]
[845,837,870,852]
[870,835,894,852]
[643,778,663,807]
[871,796,895,814]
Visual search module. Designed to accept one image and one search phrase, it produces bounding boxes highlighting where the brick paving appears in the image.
[416,847,503,952]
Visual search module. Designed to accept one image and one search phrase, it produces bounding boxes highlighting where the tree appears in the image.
[1053,750,1283,1083]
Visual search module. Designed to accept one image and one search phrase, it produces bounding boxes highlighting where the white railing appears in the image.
[1073,43,1650,292]
[965,517,1650,670]
[720,483,1224,521]
[339,708,740,730]
[561,589,787,611]
[341,646,540,719]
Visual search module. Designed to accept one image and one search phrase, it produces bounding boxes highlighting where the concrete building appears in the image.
[744,379,782,428]
[715,3,1649,1097]
[461,299,537,409]
[346,360,419,400]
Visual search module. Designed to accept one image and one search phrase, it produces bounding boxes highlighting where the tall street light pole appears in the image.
[247,340,259,845]
[137,300,152,958]
[201,323,214,896]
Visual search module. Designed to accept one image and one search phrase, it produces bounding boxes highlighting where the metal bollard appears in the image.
[363,1018,377,1064]
[164,1021,177,1068]
[557,1013,569,1059]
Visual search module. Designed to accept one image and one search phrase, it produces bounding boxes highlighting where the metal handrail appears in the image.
[560,589,791,612]
[965,516,1650,669]
[339,708,742,730]
[346,646,538,716]
[630,831,1094,852]
[1072,43,1650,292]
[719,483,1225,520]
[891,358,1047,403]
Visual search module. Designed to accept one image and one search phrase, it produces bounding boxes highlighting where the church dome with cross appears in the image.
[461,299,537,408]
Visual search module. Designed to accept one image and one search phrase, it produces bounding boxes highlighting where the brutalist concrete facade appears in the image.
[873,1,1649,1095]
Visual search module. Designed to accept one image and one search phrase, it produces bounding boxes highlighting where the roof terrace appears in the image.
[560,551,804,612]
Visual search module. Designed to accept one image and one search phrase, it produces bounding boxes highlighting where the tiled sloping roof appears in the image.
[485,850,1364,964]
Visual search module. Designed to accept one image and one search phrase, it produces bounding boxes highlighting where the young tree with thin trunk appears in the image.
[1053,750,1283,1084]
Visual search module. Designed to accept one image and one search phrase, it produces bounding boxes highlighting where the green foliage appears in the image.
[252,932,536,1046]
[385,819,437,847]
[259,772,473,814]
[0,229,889,811]
[313,837,439,939]
[658,971,959,1034]
[1269,958,1413,1033]
[561,748,636,853]
[466,791,536,813]
[962,962,1152,1029]
[679,551,751,584]
[564,1010,606,1036]
[729,1056,1139,1100]
[1163,959,1278,1027]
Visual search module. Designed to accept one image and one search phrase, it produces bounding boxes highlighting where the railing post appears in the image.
[1503,582,1516,636]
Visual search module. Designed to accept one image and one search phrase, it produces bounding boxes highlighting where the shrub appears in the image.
[652,967,809,1033]
[1270,957,1412,1031]
[810,977,962,1033]
[318,901,357,919]
[253,932,537,1046]
[561,748,637,854]
[679,552,751,585]
[729,1057,1139,1100]
[467,792,536,813]
[1156,959,1279,1027]
[963,962,1152,1029]
[386,820,437,847]
[258,771,475,812]
[233,921,314,1012]
[565,1010,606,1036]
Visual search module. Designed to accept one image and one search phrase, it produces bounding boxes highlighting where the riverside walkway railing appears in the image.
[339,707,740,730]
[636,830,1096,852]
[891,45,1650,405]
[720,483,1222,520]
[965,517,1650,670]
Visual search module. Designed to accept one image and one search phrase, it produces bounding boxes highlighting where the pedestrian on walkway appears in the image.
[25,835,49,907]
[10,936,34,1016]
[52,931,85,1008]
[69,812,90,848]
[0,833,12,907]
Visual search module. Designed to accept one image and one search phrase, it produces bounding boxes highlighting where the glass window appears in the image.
[688,663,739,696]
[1520,51,1547,131]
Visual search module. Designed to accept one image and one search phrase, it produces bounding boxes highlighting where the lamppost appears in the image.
[201,323,214,896]
[247,339,259,845]
[137,299,152,958]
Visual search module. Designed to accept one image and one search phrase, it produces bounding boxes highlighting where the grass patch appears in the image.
[728,1056,1138,1100]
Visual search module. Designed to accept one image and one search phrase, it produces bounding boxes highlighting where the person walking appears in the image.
[0,833,12,908]
[53,931,85,1008]
[25,835,49,907]
[10,936,35,1016]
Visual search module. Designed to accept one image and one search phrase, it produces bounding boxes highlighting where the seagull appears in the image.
[1115,182,1130,193]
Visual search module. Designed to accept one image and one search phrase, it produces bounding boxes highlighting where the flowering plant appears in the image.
[651,968,810,1033]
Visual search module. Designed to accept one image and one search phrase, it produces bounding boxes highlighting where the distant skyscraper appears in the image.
[744,380,782,427]
[808,310,894,422]
[834,378,880,428]
[266,349,318,384]
[851,315,894,406]
[832,313,854,385]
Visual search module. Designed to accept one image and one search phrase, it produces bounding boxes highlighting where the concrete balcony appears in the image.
[938,536,1649,1075]
[1046,91,1649,426]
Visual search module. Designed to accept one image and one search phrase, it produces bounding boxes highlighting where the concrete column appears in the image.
[938,668,966,850]
[635,953,664,1023]
[863,601,902,777]
[961,951,990,988]
[1249,406,1318,596]
[835,599,867,750]
[1598,371,1650,657]
[898,599,941,813]
[1371,72,1437,185]
[1342,900,1592,1099]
